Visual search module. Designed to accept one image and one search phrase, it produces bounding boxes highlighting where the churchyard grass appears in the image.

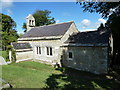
[2,61,61,88]
[2,61,120,88]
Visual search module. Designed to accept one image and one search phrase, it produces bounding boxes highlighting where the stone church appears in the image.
[12,14,113,74]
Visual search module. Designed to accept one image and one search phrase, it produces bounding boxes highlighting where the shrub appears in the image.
[11,49,16,62]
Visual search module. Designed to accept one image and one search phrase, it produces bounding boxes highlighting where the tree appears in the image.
[98,23,104,30]
[0,13,19,50]
[77,2,120,67]
[18,33,23,38]
[22,22,27,33]
[23,10,56,32]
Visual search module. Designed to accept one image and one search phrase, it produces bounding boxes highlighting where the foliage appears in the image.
[18,33,23,38]
[22,22,27,33]
[33,10,56,26]
[23,10,56,32]
[0,13,19,50]
[7,45,13,50]
[2,61,120,88]
[11,49,16,62]
[0,49,16,62]
[97,23,105,30]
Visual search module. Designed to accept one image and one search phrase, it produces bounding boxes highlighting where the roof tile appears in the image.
[22,21,73,38]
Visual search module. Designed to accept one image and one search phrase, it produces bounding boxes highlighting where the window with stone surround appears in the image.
[68,51,74,60]
[36,46,41,55]
[46,47,52,56]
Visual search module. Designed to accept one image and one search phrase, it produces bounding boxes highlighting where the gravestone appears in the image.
[0,56,7,65]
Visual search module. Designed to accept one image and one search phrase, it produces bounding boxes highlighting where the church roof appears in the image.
[65,29,110,46]
[12,43,32,49]
[22,21,73,38]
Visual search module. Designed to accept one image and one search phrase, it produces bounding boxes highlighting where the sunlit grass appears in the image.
[2,61,120,89]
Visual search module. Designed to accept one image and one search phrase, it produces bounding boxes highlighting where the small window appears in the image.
[36,46,38,54]
[36,46,41,55]
[39,47,41,54]
[32,20,34,25]
[69,52,72,58]
[47,47,49,55]
[50,47,52,55]
[68,51,73,60]
[29,20,31,25]
[46,47,52,56]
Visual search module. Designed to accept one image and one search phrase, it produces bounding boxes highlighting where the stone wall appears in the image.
[16,50,33,62]
[18,40,63,64]
[61,46,108,74]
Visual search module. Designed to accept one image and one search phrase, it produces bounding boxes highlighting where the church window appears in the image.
[36,46,41,55]
[68,51,74,60]
[32,20,34,25]
[46,47,52,56]
[29,20,31,25]
[69,52,72,58]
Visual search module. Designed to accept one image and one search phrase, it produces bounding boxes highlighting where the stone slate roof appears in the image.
[12,43,32,49]
[22,21,73,38]
[66,29,110,45]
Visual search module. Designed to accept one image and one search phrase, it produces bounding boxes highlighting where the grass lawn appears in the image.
[2,61,61,88]
[2,61,120,89]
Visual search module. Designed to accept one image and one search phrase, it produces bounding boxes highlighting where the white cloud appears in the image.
[94,18,106,28]
[78,18,106,30]
[56,20,60,23]
[81,19,91,28]
[1,0,13,9]
[98,18,106,24]
[80,29,96,32]
[1,0,13,2]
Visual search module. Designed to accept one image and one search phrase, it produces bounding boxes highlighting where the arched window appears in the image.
[32,20,34,25]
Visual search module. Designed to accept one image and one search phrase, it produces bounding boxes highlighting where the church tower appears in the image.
[26,14,35,32]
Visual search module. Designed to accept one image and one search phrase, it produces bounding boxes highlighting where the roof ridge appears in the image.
[35,21,74,28]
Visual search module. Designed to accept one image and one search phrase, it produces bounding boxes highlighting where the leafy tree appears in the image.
[77,1,120,66]
[98,23,105,30]
[22,22,27,33]
[18,33,23,38]
[0,13,19,50]
[23,10,56,32]
[33,10,56,26]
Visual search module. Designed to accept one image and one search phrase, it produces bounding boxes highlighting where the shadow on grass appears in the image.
[44,67,120,89]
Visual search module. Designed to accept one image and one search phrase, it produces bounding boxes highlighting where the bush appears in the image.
[1,45,17,62]
[11,49,16,62]
[7,45,13,50]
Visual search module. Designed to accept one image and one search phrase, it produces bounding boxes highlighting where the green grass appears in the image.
[0,51,9,61]
[2,61,61,88]
[2,61,120,89]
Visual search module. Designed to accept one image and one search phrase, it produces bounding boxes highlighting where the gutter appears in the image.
[18,35,63,41]
[62,43,108,47]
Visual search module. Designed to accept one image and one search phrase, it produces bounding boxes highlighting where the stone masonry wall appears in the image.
[20,40,63,64]
[16,51,33,61]
[62,46,108,74]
